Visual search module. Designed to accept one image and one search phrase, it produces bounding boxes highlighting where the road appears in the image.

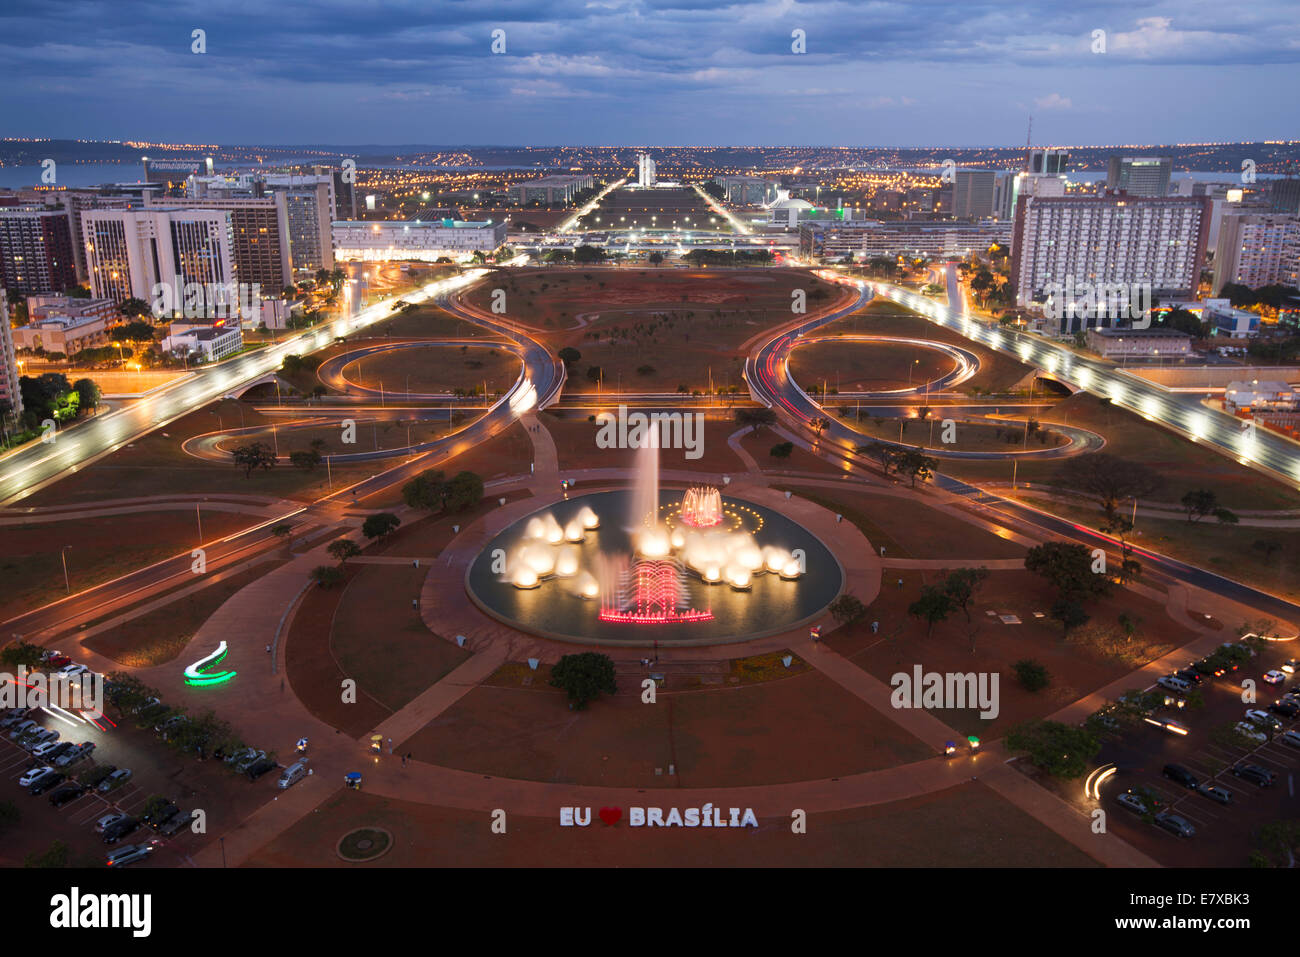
[0,270,493,507]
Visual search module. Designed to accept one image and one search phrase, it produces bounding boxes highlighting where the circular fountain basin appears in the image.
[466,489,844,646]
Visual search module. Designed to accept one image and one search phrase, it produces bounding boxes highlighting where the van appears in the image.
[277,760,309,789]
[1156,675,1192,694]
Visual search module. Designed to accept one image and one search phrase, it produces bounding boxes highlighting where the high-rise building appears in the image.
[713,175,777,206]
[1026,148,1070,175]
[1268,177,1300,215]
[951,170,1002,219]
[1105,156,1173,198]
[144,193,291,290]
[332,219,507,261]
[0,287,21,421]
[81,208,236,309]
[0,209,78,297]
[1212,213,1300,294]
[637,154,657,189]
[1009,193,1211,313]
[55,193,139,281]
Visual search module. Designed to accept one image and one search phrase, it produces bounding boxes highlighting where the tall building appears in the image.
[1268,177,1300,215]
[144,193,291,290]
[1212,213,1300,293]
[0,287,21,420]
[951,170,1003,219]
[1026,148,1070,175]
[508,175,595,206]
[55,193,139,281]
[800,219,1012,259]
[0,209,78,297]
[637,154,657,189]
[81,208,236,310]
[1009,194,1211,315]
[1105,155,1173,198]
[713,175,777,206]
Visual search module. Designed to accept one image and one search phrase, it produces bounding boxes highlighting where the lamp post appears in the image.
[60,545,72,593]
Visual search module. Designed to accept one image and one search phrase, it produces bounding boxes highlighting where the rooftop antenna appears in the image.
[1025,115,1033,149]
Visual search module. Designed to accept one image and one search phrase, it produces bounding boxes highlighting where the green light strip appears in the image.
[184,641,237,687]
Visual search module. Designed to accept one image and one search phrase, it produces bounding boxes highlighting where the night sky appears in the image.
[1,0,1296,146]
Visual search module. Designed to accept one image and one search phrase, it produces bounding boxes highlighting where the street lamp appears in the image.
[60,545,72,593]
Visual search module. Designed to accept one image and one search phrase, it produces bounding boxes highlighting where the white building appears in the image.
[81,208,237,308]
[1212,213,1300,294]
[0,287,21,419]
[331,219,507,262]
[800,219,1012,259]
[1085,327,1193,358]
[637,154,657,189]
[160,321,243,362]
[1224,380,1297,411]
[1010,194,1211,308]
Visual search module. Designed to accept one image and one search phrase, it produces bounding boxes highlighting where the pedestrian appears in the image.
[406,752,412,764]
[871,620,879,634]
[897,578,903,589]
[387,737,393,754]
[266,644,271,654]
[401,754,407,767]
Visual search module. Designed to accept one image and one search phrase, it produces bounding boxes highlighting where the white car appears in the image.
[1264,670,1286,685]
[95,811,127,833]
[18,765,54,787]
[29,739,65,758]
[59,664,90,677]
[1235,721,1268,743]
[22,728,59,750]
[1245,709,1282,731]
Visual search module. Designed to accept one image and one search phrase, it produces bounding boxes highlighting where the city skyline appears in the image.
[2,0,1298,146]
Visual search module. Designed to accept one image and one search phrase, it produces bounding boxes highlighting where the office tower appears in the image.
[1009,194,1211,313]
[1213,213,1300,293]
[1268,177,1300,215]
[637,154,657,188]
[81,208,235,307]
[0,287,21,420]
[1106,155,1173,197]
[0,209,78,296]
[951,170,1002,219]
[1026,148,1070,175]
[55,193,138,280]
[144,193,291,290]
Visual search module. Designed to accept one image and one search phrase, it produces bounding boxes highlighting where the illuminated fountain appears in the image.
[680,486,723,527]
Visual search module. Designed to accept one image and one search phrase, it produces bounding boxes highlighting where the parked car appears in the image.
[1231,764,1275,787]
[21,728,59,750]
[18,765,54,788]
[1234,721,1268,743]
[29,771,66,795]
[142,802,179,829]
[58,663,90,678]
[1197,783,1233,805]
[1282,658,1300,675]
[158,811,196,837]
[8,719,39,740]
[96,768,132,793]
[105,842,158,867]
[1264,670,1287,685]
[0,709,34,729]
[130,697,161,715]
[277,760,309,790]
[1157,675,1192,695]
[1280,730,1300,749]
[1154,811,1196,838]
[79,765,116,789]
[1162,764,1200,790]
[95,811,127,833]
[53,742,94,768]
[246,759,277,781]
[30,740,70,760]
[1245,709,1282,731]
[42,651,71,668]
[1115,790,1149,815]
[1174,668,1203,685]
[102,816,140,845]
[48,782,87,807]
[1269,699,1300,718]
[155,714,188,736]
[224,748,265,771]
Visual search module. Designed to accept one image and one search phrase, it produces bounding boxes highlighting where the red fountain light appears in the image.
[599,559,713,624]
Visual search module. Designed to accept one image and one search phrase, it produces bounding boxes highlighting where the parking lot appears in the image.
[0,698,287,867]
[1093,644,1300,866]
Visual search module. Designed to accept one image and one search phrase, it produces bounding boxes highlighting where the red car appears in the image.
[44,653,71,668]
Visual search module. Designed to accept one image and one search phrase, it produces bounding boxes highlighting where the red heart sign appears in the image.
[598,806,622,826]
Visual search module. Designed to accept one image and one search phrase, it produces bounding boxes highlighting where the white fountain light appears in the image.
[726,564,751,589]
[555,545,580,578]
[575,571,599,599]
[542,514,564,544]
[524,517,546,540]
[512,567,540,589]
[636,525,671,558]
[520,543,556,576]
[564,519,585,542]
[578,505,600,529]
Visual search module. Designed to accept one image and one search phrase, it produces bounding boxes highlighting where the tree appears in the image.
[111,320,156,343]
[0,640,43,669]
[118,297,151,318]
[943,567,989,623]
[549,652,617,709]
[585,365,603,384]
[71,378,100,415]
[1053,454,1163,526]
[648,251,664,265]
[289,449,322,471]
[362,512,401,542]
[894,447,937,488]
[769,441,794,459]
[23,840,70,868]
[1004,720,1100,778]
[1025,541,1111,603]
[828,593,867,626]
[1181,489,1218,523]
[231,442,277,477]
[310,565,344,589]
[857,441,897,475]
[1050,597,1090,638]
[444,471,484,511]
[1213,507,1239,525]
[1118,612,1141,643]
[327,538,362,567]
[908,585,953,637]
[402,469,447,511]
[271,523,293,549]
[557,347,581,367]
[1013,659,1051,691]
[734,407,777,433]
